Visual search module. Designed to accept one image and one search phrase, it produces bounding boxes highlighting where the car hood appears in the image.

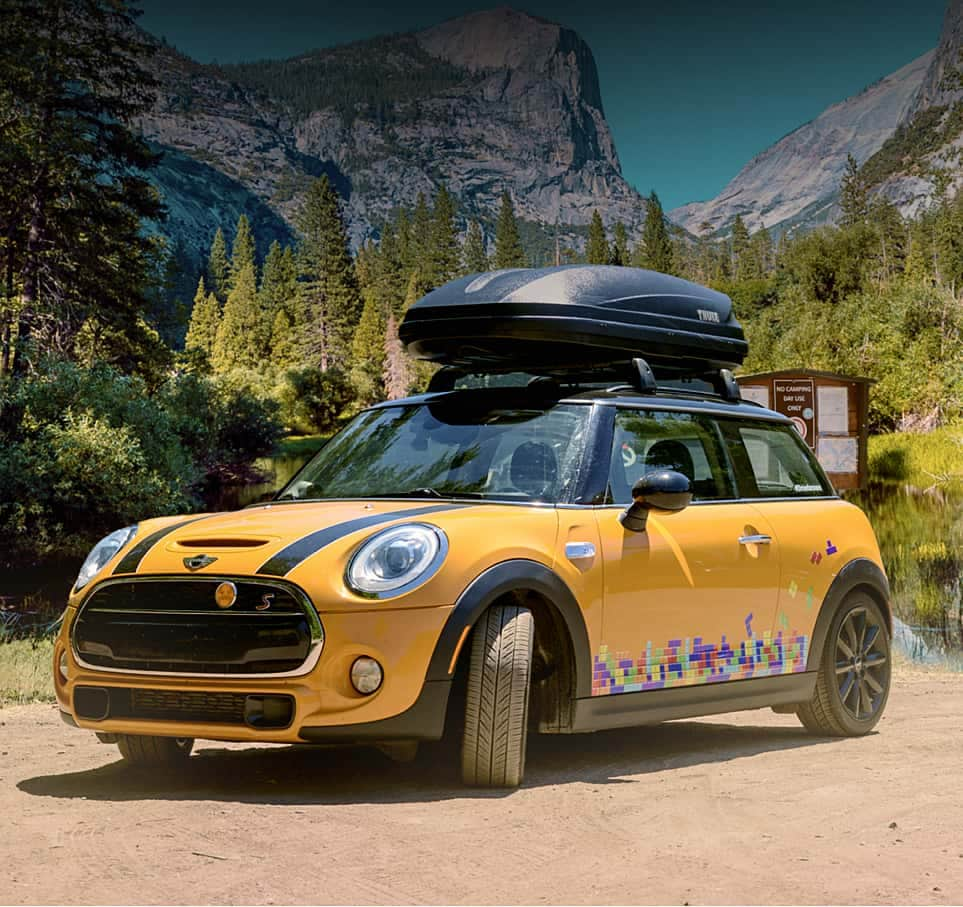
[88,499,561,611]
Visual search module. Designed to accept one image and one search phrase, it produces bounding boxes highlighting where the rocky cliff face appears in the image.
[139,7,644,267]
[868,0,963,218]
[670,52,933,236]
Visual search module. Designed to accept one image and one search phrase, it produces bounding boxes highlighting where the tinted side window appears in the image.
[607,409,736,504]
[730,422,833,498]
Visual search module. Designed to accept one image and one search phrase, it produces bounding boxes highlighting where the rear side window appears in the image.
[731,423,833,498]
[607,409,736,504]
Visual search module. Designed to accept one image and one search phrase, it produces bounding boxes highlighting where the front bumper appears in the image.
[56,602,457,745]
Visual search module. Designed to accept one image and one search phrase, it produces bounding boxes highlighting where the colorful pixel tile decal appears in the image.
[825,540,838,556]
[810,550,823,565]
[592,617,809,696]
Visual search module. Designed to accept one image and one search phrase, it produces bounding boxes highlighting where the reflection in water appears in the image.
[209,455,311,511]
[851,483,963,668]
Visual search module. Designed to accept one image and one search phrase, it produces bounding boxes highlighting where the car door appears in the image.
[592,407,783,696]
[717,417,853,668]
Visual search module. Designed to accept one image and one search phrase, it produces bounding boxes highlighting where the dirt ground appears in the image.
[1,673,962,906]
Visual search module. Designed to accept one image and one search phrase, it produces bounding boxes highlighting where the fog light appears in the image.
[58,650,69,683]
[350,657,383,695]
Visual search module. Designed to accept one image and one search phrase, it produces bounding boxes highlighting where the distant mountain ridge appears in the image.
[669,52,934,236]
[138,7,646,270]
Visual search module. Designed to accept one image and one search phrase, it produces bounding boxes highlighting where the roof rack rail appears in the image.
[426,360,743,403]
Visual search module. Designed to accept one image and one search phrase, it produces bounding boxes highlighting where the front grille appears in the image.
[131,688,247,723]
[74,685,295,728]
[73,578,321,675]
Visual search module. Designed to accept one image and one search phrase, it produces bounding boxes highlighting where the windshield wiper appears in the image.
[377,488,488,499]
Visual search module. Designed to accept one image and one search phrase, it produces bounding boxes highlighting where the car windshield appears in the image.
[277,399,592,504]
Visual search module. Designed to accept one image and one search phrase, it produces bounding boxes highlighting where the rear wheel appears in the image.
[461,604,534,788]
[797,594,891,736]
[116,734,194,767]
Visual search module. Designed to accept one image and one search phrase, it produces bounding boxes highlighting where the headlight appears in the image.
[346,523,447,598]
[74,525,138,592]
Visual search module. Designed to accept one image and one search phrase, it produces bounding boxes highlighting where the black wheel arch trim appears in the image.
[425,559,592,697]
[807,558,891,672]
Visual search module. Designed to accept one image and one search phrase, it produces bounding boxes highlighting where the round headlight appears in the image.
[74,525,138,592]
[346,523,447,597]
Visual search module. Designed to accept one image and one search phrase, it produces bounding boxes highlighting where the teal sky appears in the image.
[140,1,946,210]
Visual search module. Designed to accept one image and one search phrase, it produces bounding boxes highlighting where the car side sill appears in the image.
[568,673,816,734]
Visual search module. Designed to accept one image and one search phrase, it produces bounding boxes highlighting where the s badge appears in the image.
[256,593,275,612]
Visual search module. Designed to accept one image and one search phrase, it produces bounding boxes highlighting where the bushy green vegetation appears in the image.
[0,362,283,560]
[869,424,963,486]
[861,104,963,190]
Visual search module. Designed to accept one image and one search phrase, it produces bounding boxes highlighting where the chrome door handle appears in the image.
[739,534,772,545]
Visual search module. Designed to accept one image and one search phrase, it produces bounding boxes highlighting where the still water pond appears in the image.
[850,484,963,669]
[5,455,963,669]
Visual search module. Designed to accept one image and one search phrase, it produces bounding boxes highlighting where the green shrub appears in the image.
[0,360,284,560]
[277,367,355,435]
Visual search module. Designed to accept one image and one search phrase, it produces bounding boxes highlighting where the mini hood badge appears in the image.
[184,554,218,570]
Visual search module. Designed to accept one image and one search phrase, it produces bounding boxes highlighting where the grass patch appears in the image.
[273,434,329,459]
[868,424,963,487]
[0,638,54,706]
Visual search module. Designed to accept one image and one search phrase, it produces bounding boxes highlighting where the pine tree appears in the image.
[462,221,489,273]
[383,312,411,400]
[184,277,221,361]
[585,210,609,265]
[746,227,774,279]
[429,186,460,287]
[409,193,433,290]
[211,262,265,371]
[269,308,298,369]
[296,175,362,371]
[258,242,285,319]
[839,154,869,227]
[351,295,387,405]
[731,215,750,277]
[494,191,526,269]
[636,192,674,274]
[229,214,257,291]
[403,272,421,312]
[207,227,230,301]
[1,0,163,375]
[610,222,630,266]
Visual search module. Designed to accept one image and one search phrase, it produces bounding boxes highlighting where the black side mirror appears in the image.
[619,469,693,532]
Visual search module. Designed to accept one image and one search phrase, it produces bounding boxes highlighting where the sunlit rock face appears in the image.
[670,52,933,237]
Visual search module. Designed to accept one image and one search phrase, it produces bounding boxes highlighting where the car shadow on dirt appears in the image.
[17,718,842,805]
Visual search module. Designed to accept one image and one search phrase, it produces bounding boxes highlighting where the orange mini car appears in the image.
[55,267,892,787]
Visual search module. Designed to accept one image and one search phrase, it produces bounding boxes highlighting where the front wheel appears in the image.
[797,594,891,736]
[116,734,194,768]
[461,604,534,787]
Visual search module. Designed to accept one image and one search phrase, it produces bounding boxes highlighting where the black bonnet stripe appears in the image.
[112,516,213,575]
[257,504,467,577]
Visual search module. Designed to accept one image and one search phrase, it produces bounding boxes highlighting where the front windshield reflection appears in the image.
[277,402,591,504]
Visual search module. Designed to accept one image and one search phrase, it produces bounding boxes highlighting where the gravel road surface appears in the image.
[2,672,961,905]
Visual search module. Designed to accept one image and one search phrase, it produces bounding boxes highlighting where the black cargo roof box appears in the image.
[399,265,747,375]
